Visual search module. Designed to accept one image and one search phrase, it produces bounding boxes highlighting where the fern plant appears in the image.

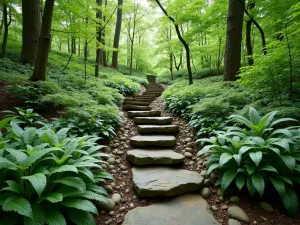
[197,107,300,215]
[0,121,113,225]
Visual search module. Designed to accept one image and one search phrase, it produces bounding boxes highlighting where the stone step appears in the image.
[122,194,219,225]
[123,101,150,106]
[123,105,152,111]
[127,149,184,165]
[128,111,161,118]
[125,98,152,103]
[138,125,179,134]
[132,95,155,99]
[132,167,204,197]
[130,135,176,147]
[133,117,173,125]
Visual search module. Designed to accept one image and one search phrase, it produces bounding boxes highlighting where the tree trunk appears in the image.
[67,37,70,53]
[112,0,123,68]
[129,38,134,75]
[1,4,9,58]
[102,0,108,67]
[246,20,253,66]
[0,18,3,36]
[224,0,245,81]
[30,0,55,81]
[170,53,173,80]
[95,0,102,77]
[78,37,80,56]
[20,0,41,65]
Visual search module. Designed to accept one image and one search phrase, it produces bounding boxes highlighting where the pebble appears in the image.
[111,170,117,174]
[189,161,195,166]
[119,206,126,212]
[227,206,249,223]
[200,170,207,177]
[211,205,218,211]
[122,171,129,175]
[219,196,224,202]
[112,193,122,204]
[228,219,241,225]
[130,203,134,208]
[230,196,240,203]
[204,178,212,186]
[141,199,147,203]
[105,185,113,193]
[185,147,193,152]
[221,205,228,210]
[186,142,193,147]
[210,173,218,180]
[109,211,114,216]
[96,198,115,211]
[109,165,115,169]
[217,188,224,196]
[259,201,274,212]
[107,158,115,165]
[184,152,193,158]
[200,187,211,199]
[185,138,192,142]
[105,219,112,224]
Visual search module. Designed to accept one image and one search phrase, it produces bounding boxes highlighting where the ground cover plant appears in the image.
[197,107,300,215]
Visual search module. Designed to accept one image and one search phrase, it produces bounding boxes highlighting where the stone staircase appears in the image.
[121,76,219,225]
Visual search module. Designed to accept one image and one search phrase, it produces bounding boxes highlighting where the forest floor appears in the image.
[96,84,300,225]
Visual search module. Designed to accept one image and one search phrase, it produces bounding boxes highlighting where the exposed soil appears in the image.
[96,84,300,225]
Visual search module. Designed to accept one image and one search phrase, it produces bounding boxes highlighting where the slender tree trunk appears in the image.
[224,0,245,81]
[246,20,254,66]
[78,37,80,56]
[20,0,41,65]
[30,0,55,81]
[0,18,3,36]
[1,4,10,58]
[95,0,103,77]
[129,38,134,75]
[112,0,123,68]
[102,0,108,67]
[67,37,70,53]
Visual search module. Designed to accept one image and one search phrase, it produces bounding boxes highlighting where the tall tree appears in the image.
[30,0,55,81]
[224,0,245,81]
[155,0,193,85]
[95,0,103,77]
[112,0,123,68]
[20,0,41,65]
[0,1,12,58]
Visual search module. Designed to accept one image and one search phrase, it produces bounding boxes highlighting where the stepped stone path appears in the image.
[120,75,219,225]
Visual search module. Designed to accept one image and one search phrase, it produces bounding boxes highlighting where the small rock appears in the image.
[200,187,211,199]
[200,170,207,177]
[105,219,112,225]
[110,182,116,189]
[184,152,193,158]
[219,196,224,202]
[101,164,108,170]
[228,206,249,223]
[211,205,218,211]
[261,216,267,222]
[107,158,116,165]
[105,185,113,193]
[97,198,115,211]
[187,142,193,147]
[109,165,115,169]
[130,203,134,208]
[230,196,240,203]
[109,211,114,216]
[111,170,117,174]
[125,189,130,193]
[228,219,241,225]
[217,188,224,196]
[185,138,192,143]
[141,199,147,203]
[189,161,195,166]
[259,202,274,212]
[221,205,228,210]
[210,173,218,180]
[185,147,193,152]
[122,171,129,175]
[204,178,212,186]
[119,206,126,212]
[112,193,122,204]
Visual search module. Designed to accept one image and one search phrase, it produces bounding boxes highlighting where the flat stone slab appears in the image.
[133,117,173,125]
[123,101,150,106]
[128,111,161,118]
[123,105,152,111]
[132,167,204,197]
[130,135,176,147]
[138,125,179,134]
[127,149,184,165]
[122,194,219,225]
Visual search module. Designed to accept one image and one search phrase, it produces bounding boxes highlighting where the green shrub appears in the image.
[103,76,140,96]
[125,76,149,85]
[0,120,113,224]
[3,108,45,126]
[197,107,300,215]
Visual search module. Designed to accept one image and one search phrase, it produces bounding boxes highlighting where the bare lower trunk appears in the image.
[224,0,245,81]
[112,0,123,68]
[246,20,254,66]
[30,0,55,81]
[20,0,41,65]
[1,4,9,57]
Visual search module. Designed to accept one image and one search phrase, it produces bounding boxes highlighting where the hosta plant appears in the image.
[3,107,45,126]
[197,107,300,215]
[0,121,113,225]
[51,116,116,139]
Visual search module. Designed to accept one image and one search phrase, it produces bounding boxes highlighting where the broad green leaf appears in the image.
[235,174,245,191]
[50,165,78,175]
[247,177,256,196]
[206,164,219,175]
[2,180,22,194]
[249,107,260,125]
[5,148,27,162]
[67,209,96,225]
[74,191,108,203]
[24,202,44,225]
[259,165,278,173]
[44,209,66,225]
[61,198,98,214]
[221,170,236,191]
[249,151,262,166]
[280,155,296,171]
[269,177,285,195]
[0,117,13,130]
[10,122,24,137]
[53,177,86,192]
[271,118,298,127]
[22,173,47,197]
[41,192,63,203]
[2,196,33,218]
[0,157,18,170]
[20,148,55,169]
[219,153,232,166]
[251,173,265,197]
[280,184,298,216]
